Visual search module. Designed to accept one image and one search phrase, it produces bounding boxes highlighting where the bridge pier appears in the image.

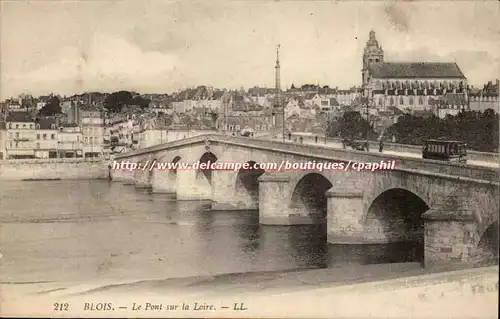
[152,169,177,193]
[422,207,477,268]
[176,170,211,200]
[211,170,243,210]
[109,167,123,182]
[259,173,309,225]
[122,169,135,185]
[326,190,365,244]
[134,169,152,189]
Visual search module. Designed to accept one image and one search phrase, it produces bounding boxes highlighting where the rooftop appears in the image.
[369,62,466,79]
[6,112,34,123]
[60,123,79,128]
[36,118,57,130]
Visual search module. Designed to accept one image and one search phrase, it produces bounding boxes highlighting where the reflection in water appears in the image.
[0,180,421,284]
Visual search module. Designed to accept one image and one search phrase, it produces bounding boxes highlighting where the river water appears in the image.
[0,180,421,285]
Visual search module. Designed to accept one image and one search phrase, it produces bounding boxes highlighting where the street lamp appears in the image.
[282,107,285,143]
[364,88,373,151]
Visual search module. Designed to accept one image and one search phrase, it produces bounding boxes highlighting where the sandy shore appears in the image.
[2,263,497,318]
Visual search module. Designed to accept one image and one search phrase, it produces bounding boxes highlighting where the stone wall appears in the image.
[0,159,108,180]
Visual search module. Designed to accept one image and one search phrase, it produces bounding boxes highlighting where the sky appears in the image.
[1,0,499,99]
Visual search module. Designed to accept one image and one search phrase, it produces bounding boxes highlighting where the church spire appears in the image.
[274,44,281,108]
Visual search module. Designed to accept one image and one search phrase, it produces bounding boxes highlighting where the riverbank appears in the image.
[0,158,108,180]
[1,264,497,318]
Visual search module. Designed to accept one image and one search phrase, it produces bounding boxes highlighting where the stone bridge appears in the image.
[111,134,499,268]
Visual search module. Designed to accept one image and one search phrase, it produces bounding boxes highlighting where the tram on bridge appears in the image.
[422,139,468,163]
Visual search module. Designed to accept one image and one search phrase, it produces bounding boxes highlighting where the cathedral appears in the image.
[361,30,468,113]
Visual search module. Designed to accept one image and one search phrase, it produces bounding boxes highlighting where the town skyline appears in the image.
[1,1,499,100]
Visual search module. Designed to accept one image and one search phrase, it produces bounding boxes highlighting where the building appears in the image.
[221,111,273,134]
[65,101,80,124]
[57,123,83,158]
[469,80,499,113]
[80,105,104,158]
[34,118,58,158]
[429,93,468,118]
[0,121,6,159]
[336,88,362,106]
[60,100,72,115]
[106,113,137,153]
[171,86,226,113]
[136,116,169,149]
[4,112,36,159]
[361,30,468,114]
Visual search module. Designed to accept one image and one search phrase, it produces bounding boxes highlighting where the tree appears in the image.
[385,109,499,152]
[327,111,377,140]
[104,91,133,113]
[39,96,62,116]
[130,95,151,109]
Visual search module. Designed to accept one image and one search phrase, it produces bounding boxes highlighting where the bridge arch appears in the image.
[290,173,333,224]
[197,151,218,185]
[169,156,182,177]
[365,188,430,263]
[234,161,266,207]
[471,220,499,266]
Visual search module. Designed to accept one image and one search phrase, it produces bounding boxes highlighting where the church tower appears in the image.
[362,30,384,87]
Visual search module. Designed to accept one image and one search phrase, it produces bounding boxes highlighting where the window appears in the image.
[8,123,12,129]
[379,98,383,106]
[15,132,19,138]
[235,125,240,131]
[30,124,33,129]
[23,124,26,128]
[16,124,19,129]
[36,124,40,129]
[255,125,260,131]
[321,100,328,106]
[51,134,55,140]
[399,97,404,105]
[419,96,424,105]
[43,134,47,140]
[37,134,40,140]
[390,97,394,106]
[85,137,89,143]
[36,142,40,149]
[409,97,414,105]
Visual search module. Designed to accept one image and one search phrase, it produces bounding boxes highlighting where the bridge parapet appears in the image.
[114,134,499,184]
[291,133,500,163]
